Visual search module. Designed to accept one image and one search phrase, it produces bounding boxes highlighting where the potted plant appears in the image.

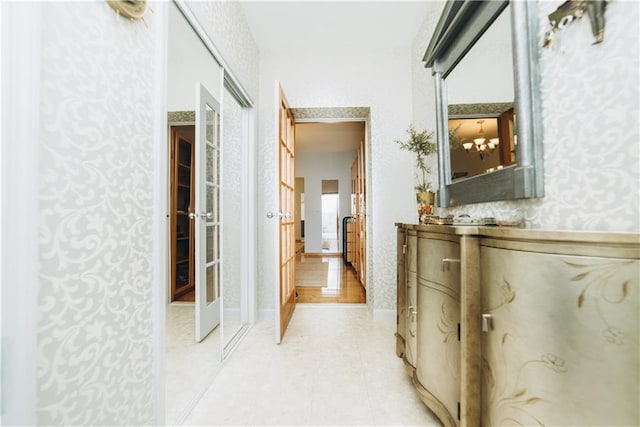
[395,125,438,221]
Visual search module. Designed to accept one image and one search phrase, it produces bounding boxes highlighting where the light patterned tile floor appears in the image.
[182,304,440,426]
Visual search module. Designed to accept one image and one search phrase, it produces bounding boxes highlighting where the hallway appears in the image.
[183,305,440,425]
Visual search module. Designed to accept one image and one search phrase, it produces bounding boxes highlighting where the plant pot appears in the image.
[416,191,435,223]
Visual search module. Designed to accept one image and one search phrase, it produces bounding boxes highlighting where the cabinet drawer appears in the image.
[417,234,460,286]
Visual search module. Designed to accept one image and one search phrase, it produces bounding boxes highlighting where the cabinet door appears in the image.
[396,227,407,358]
[481,246,639,426]
[416,280,460,425]
[405,230,418,367]
[419,237,461,287]
[415,234,461,426]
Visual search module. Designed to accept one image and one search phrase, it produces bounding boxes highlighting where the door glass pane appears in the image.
[206,144,214,182]
[206,225,215,263]
[206,264,217,304]
[206,183,214,218]
[206,106,215,145]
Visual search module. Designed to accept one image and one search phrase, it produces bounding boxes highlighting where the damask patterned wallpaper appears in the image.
[413,1,639,232]
[37,2,157,424]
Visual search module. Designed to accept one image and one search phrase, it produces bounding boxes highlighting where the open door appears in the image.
[195,82,222,342]
[275,81,296,343]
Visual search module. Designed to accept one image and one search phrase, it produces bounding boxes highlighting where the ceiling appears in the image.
[239,1,434,52]
[295,121,365,153]
[238,1,434,154]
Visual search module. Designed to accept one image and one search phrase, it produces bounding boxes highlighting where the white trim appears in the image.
[259,308,276,320]
[239,96,254,326]
[372,308,397,322]
[0,2,40,424]
[152,2,168,424]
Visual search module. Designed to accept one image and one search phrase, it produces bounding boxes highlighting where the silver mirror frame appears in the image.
[424,0,543,207]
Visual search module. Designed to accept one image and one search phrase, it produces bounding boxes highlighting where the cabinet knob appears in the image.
[482,314,493,332]
[442,258,460,271]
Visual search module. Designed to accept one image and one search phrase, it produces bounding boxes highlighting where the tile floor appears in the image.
[182,304,440,426]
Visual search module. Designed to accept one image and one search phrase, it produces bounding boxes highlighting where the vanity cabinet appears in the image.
[396,225,639,427]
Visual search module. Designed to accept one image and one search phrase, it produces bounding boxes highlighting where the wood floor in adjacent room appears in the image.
[296,254,366,304]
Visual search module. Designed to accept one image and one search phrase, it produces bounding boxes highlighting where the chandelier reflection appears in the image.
[462,119,499,160]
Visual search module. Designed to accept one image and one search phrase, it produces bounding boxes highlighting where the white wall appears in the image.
[258,47,418,313]
[413,1,640,232]
[296,150,357,253]
[0,0,261,424]
[36,2,162,424]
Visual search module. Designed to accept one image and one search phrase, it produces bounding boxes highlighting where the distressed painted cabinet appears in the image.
[395,225,639,427]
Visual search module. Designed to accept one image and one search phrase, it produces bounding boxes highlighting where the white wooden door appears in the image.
[195,82,222,342]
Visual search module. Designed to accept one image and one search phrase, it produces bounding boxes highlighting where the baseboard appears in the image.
[372,308,396,322]
[259,308,274,320]
[304,252,341,257]
[223,308,241,321]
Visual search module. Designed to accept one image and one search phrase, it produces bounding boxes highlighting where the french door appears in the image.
[275,81,296,343]
[195,82,222,342]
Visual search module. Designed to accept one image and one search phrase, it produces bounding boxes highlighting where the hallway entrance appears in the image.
[292,114,368,306]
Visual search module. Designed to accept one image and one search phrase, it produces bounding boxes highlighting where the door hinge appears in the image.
[457,323,461,341]
[457,401,461,420]
[402,244,407,254]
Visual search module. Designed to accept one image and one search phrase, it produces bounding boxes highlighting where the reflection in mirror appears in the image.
[445,4,513,181]
[424,0,543,206]
[165,2,222,424]
[448,103,515,180]
[221,85,246,354]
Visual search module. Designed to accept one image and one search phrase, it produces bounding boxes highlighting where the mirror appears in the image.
[221,85,246,355]
[166,2,223,423]
[423,0,543,206]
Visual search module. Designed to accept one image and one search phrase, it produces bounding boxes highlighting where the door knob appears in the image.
[266,211,277,219]
[188,212,198,220]
[200,212,213,219]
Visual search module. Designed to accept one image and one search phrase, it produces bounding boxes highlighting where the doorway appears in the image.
[293,118,367,304]
[321,180,339,253]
